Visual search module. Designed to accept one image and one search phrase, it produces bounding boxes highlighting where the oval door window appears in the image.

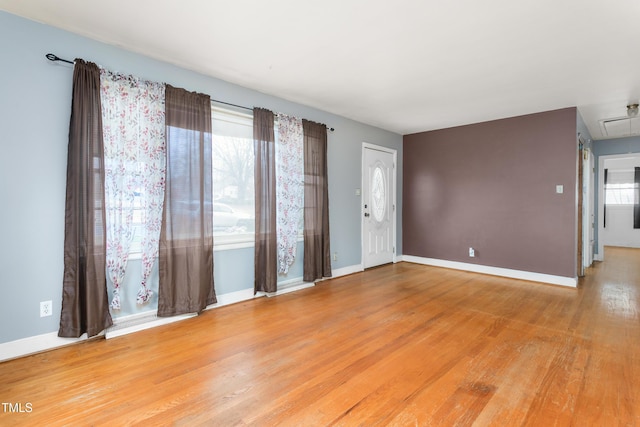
[371,166,386,222]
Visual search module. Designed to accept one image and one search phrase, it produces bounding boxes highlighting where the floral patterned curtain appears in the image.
[100,69,166,309]
[275,113,304,274]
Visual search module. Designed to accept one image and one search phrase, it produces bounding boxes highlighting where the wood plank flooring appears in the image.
[1,247,639,426]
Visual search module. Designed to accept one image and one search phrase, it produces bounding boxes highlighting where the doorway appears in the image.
[582,147,595,269]
[578,140,596,276]
[597,154,640,260]
[362,143,397,269]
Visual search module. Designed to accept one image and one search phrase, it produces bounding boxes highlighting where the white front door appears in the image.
[362,145,395,269]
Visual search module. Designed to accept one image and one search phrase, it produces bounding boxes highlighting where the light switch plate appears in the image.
[556,185,563,194]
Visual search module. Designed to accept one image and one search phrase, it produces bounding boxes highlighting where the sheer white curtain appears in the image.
[100,69,166,309]
[275,113,304,274]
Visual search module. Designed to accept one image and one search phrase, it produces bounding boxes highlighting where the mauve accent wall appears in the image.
[403,108,577,278]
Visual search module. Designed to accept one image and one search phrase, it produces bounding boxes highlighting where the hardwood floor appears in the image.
[1,247,639,426]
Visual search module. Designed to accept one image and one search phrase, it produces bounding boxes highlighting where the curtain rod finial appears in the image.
[46,53,74,65]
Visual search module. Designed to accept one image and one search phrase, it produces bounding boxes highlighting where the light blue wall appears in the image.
[0,11,403,344]
[592,136,640,255]
[577,110,593,151]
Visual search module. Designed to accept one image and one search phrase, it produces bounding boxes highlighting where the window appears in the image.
[122,106,255,254]
[123,105,305,251]
[211,107,255,245]
[605,169,638,206]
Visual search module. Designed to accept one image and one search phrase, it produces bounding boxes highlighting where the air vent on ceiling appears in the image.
[600,117,640,139]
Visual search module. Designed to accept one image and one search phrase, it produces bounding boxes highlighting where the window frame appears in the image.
[605,169,638,207]
[210,106,256,249]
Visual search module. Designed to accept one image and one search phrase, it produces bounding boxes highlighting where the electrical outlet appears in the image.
[40,300,52,317]
[332,252,338,261]
[469,247,475,257]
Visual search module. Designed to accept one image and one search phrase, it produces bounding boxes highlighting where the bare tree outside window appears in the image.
[212,108,255,238]
[212,135,253,204]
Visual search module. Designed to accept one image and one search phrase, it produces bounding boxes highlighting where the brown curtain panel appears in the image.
[158,85,215,317]
[253,108,277,293]
[635,167,640,229]
[302,119,332,282]
[59,60,113,338]
[604,168,608,228]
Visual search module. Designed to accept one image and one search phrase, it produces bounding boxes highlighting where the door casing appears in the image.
[361,142,397,269]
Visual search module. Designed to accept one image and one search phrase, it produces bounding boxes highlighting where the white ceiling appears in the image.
[2,0,639,139]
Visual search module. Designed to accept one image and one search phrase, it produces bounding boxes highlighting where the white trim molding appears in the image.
[0,332,94,363]
[208,287,257,307]
[402,256,578,288]
[106,312,197,339]
[361,142,398,269]
[265,281,315,297]
[329,263,364,278]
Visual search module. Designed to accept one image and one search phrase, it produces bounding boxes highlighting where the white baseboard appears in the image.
[208,287,257,307]
[0,264,365,362]
[0,289,255,362]
[109,288,266,338]
[0,331,94,363]
[106,312,197,339]
[402,255,577,288]
[267,263,364,293]
[594,253,603,262]
[266,281,315,297]
[329,263,364,278]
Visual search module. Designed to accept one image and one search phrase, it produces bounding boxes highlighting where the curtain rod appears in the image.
[46,53,335,132]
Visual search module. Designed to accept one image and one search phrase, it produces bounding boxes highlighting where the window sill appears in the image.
[214,240,254,251]
[126,240,255,260]
[126,235,303,260]
[605,204,635,209]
